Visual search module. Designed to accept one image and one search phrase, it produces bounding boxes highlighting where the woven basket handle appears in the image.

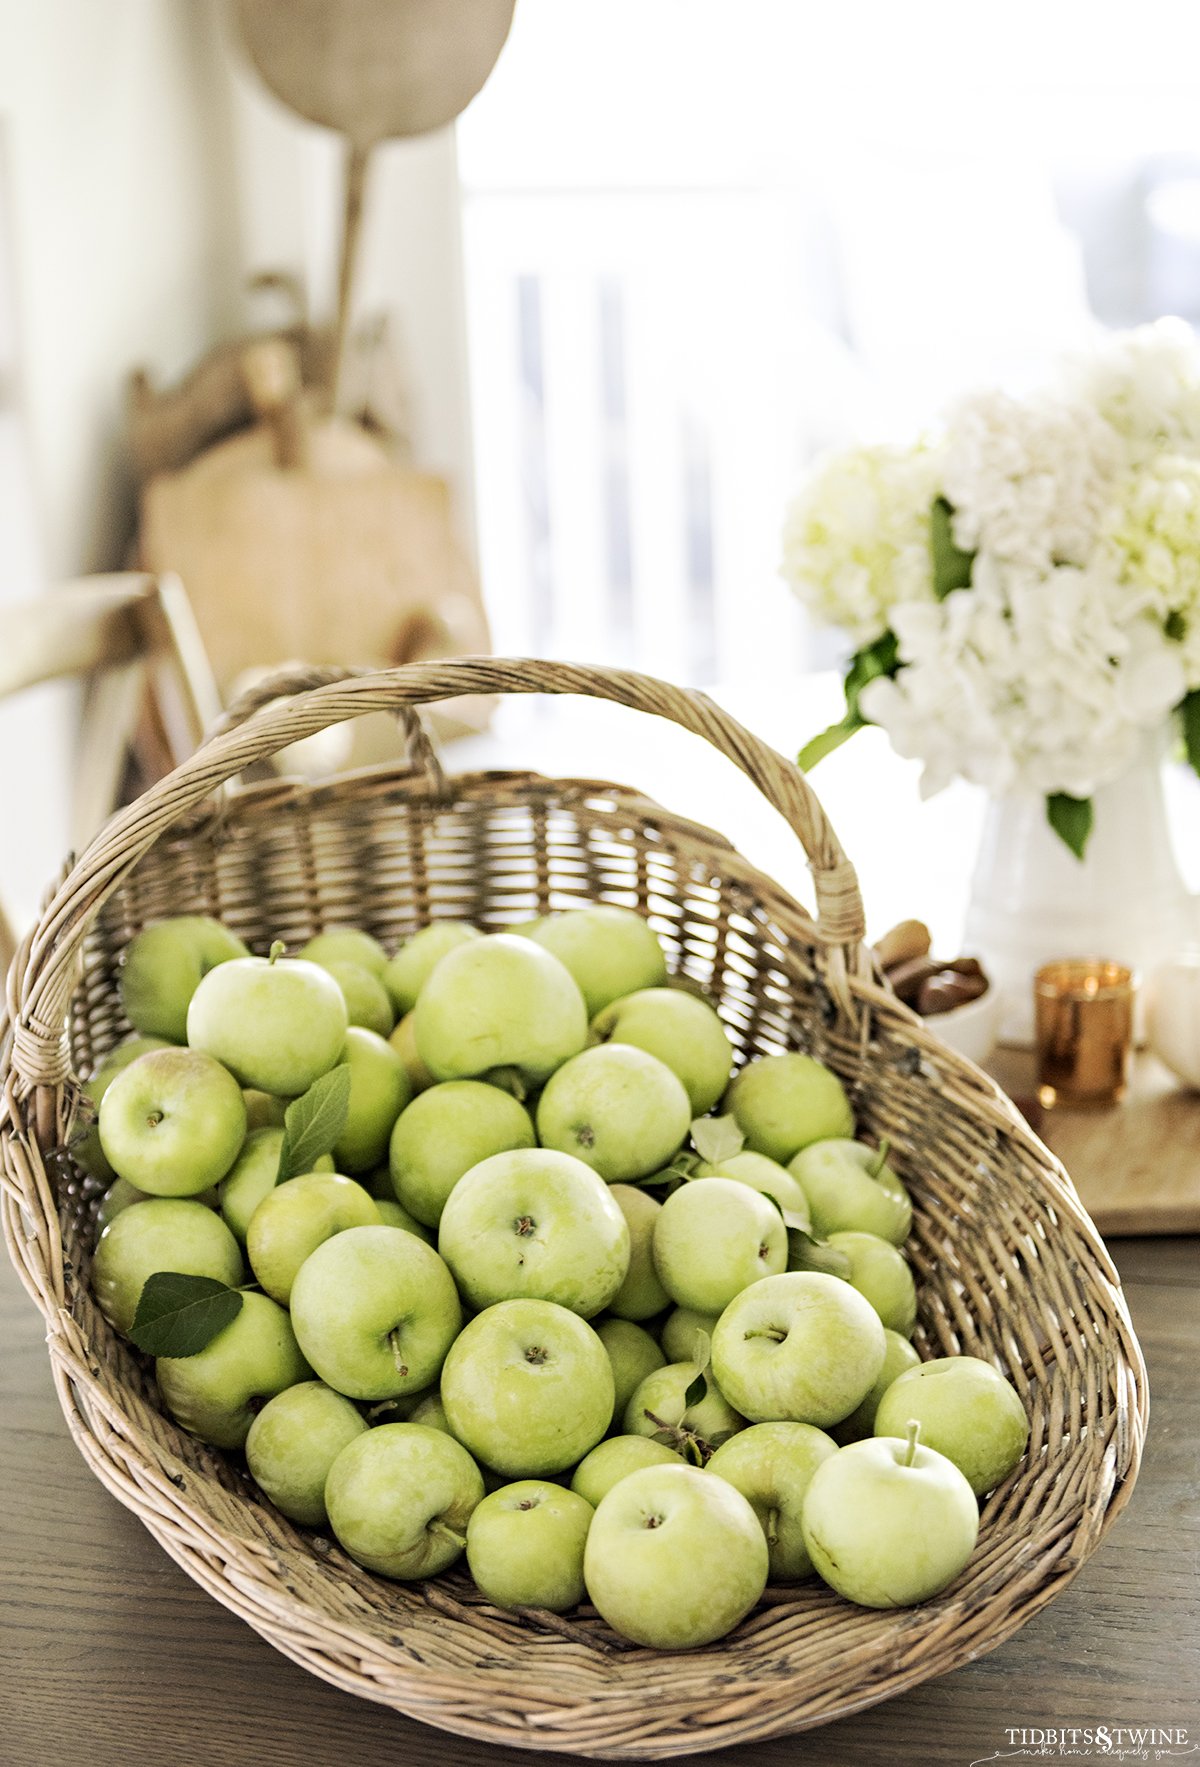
[11,658,866,1089]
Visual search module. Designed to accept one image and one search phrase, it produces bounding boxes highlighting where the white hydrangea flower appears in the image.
[1105,453,1200,687]
[780,443,940,647]
[1065,317,1200,464]
[939,389,1122,570]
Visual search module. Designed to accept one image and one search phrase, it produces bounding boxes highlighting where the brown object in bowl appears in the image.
[916,968,991,1015]
[0,660,1145,1758]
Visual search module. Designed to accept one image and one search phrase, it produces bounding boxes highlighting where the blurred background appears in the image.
[4,0,1200,923]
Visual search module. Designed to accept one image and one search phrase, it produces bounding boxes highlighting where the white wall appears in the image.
[0,0,475,931]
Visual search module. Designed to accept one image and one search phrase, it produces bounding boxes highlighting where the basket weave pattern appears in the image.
[1,661,1147,1759]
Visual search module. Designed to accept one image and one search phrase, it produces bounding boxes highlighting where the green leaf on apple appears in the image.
[689,1328,712,1376]
[930,496,975,599]
[650,1429,679,1448]
[683,1370,708,1409]
[1045,791,1093,860]
[688,1114,744,1166]
[786,1230,853,1281]
[706,1429,737,1451]
[129,1271,243,1357]
[277,1063,352,1183]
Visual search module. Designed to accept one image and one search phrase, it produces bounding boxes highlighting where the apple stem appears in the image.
[387,1330,409,1378]
[428,1520,466,1550]
[870,1138,892,1180]
[903,1418,921,1467]
[268,940,285,965]
[744,1327,787,1343]
[766,1506,780,1546]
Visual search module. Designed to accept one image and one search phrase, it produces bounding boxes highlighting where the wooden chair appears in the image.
[0,572,220,974]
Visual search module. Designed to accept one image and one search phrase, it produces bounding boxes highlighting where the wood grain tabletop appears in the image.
[1,1236,1196,1767]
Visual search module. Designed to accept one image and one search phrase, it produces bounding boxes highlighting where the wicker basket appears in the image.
[1,659,1147,1760]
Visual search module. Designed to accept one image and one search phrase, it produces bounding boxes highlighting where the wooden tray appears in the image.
[988,1046,1200,1236]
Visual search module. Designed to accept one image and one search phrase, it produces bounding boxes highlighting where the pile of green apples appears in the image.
[81,906,1030,1652]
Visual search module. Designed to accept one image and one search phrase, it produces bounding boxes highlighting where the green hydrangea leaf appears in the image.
[930,496,975,599]
[1045,792,1093,860]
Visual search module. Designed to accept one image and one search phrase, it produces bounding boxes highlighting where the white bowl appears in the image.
[922,986,1001,1066]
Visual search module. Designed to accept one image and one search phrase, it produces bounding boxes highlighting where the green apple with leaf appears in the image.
[521,906,667,1015]
[826,1230,918,1337]
[413,934,587,1087]
[99,1048,247,1196]
[245,1381,367,1526]
[153,1288,311,1450]
[725,1053,854,1164]
[788,1138,912,1244]
[440,1299,613,1477]
[707,1420,838,1580]
[589,987,732,1115]
[289,1224,462,1401]
[711,1270,885,1426]
[593,1317,665,1423]
[584,1464,768,1648]
[246,1173,381,1304]
[536,1044,691,1182]
[325,1422,484,1578]
[187,945,348,1096]
[437,1148,630,1317]
[297,927,388,977]
[388,1080,536,1226]
[383,921,480,1015]
[622,1356,745,1458]
[652,1177,787,1313]
[465,1480,594,1611]
[691,1114,812,1221]
[218,1128,334,1243]
[120,916,248,1043]
[91,1197,243,1336]
[801,1422,979,1607]
[659,1306,720,1365]
[570,1435,684,1507]
[873,1356,1029,1495]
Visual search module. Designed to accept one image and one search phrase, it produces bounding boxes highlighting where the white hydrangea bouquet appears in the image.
[784,319,1200,855]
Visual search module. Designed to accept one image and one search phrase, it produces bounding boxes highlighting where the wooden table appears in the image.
[1,1236,1195,1767]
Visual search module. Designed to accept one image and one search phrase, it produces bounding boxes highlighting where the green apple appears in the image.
[383,921,481,1015]
[246,1173,381,1304]
[120,916,248,1043]
[725,1053,854,1164]
[623,1360,745,1452]
[388,1012,436,1094]
[593,1317,665,1423]
[75,1035,173,1181]
[605,1186,670,1321]
[521,907,667,1016]
[707,1421,838,1581]
[570,1435,684,1507]
[374,1198,435,1241]
[836,1329,922,1441]
[694,1149,811,1224]
[873,1357,1030,1496]
[99,1048,246,1195]
[96,1177,156,1229]
[91,1197,243,1337]
[711,1271,885,1426]
[321,961,395,1038]
[788,1139,912,1244]
[388,1080,535,1227]
[660,1307,720,1365]
[218,1127,333,1242]
[826,1230,917,1337]
[332,1027,411,1173]
[590,987,733,1115]
[584,1464,767,1648]
[297,927,388,978]
[440,1299,613,1477]
[289,1224,462,1401]
[408,1390,452,1433]
[325,1422,484,1578]
[414,934,587,1086]
[801,1428,979,1606]
[156,1290,311,1450]
[652,1177,787,1313]
[535,1045,691,1182]
[242,1088,287,1130]
[466,1480,594,1611]
[187,953,349,1096]
[245,1381,367,1526]
[438,1148,630,1317]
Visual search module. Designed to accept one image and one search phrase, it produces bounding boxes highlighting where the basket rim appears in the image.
[0,757,1149,1760]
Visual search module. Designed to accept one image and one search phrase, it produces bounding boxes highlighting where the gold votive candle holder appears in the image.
[1034,958,1136,1109]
